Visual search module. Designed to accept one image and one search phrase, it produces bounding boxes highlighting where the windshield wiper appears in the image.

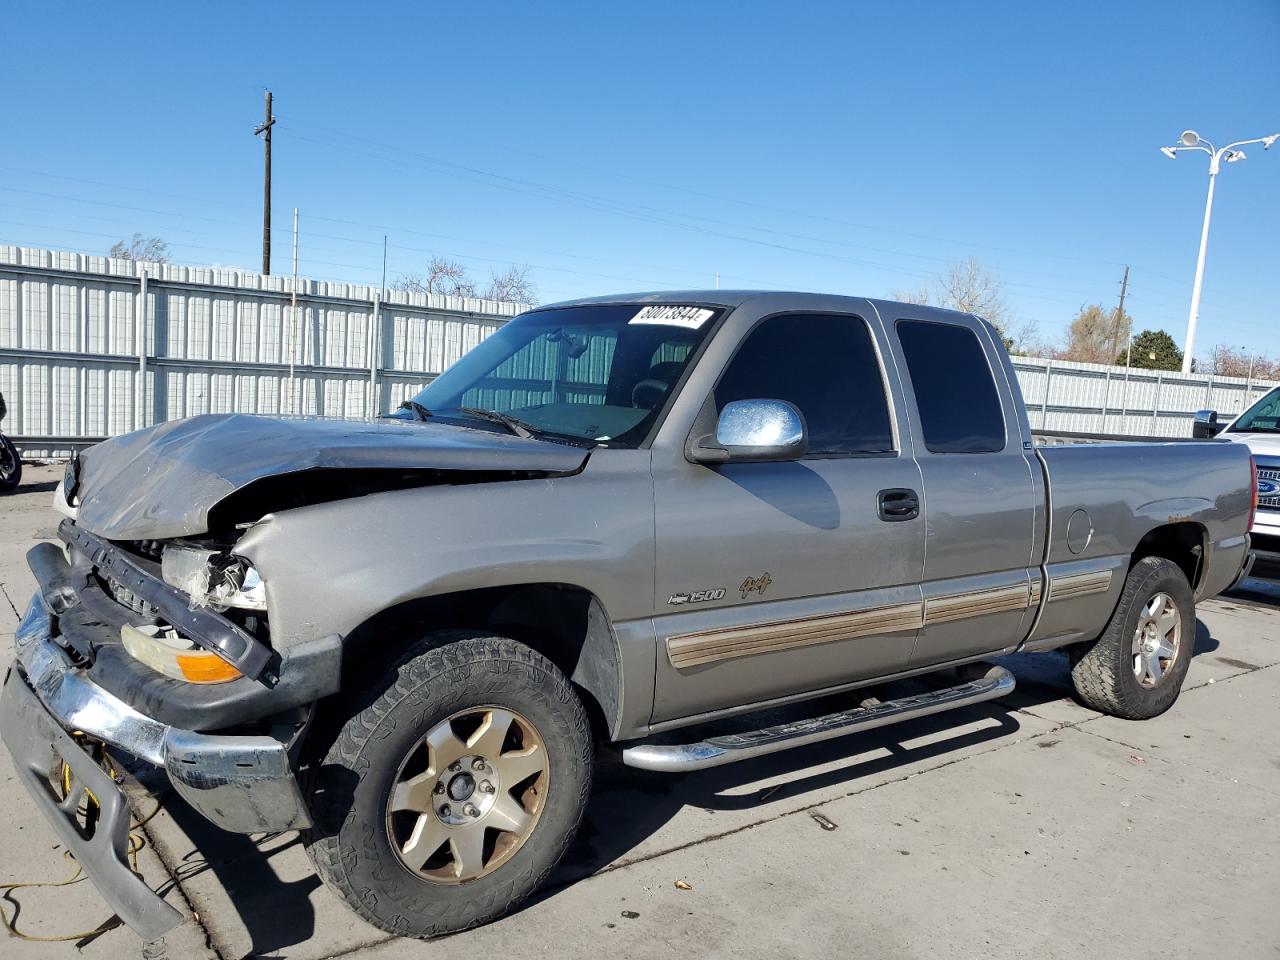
[458,406,542,440]
[396,400,432,421]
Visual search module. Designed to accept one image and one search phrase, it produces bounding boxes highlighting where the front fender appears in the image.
[237,454,655,647]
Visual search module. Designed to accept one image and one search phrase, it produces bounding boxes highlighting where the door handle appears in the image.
[878,488,919,522]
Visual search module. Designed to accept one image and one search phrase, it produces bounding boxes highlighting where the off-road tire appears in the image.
[301,631,593,938]
[1069,557,1195,719]
[0,434,21,492]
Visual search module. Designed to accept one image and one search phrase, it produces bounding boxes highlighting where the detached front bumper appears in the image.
[1,595,313,939]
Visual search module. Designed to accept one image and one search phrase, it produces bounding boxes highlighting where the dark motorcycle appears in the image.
[0,391,20,492]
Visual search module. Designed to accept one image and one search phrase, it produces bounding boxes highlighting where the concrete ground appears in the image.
[1,463,1277,959]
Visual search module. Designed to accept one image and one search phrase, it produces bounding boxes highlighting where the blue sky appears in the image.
[2,1,1277,361]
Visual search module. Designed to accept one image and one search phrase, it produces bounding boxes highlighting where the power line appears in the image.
[2,154,1271,327]
[0,185,234,225]
[3,134,1269,314]
[284,117,1131,270]
[0,164,255,211]
[284,124,1269,314]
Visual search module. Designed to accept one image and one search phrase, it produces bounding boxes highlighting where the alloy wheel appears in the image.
[385,706,548,883]
[1131,591,1181,688]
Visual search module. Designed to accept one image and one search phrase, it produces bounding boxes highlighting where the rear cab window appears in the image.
[895,319,1006,453]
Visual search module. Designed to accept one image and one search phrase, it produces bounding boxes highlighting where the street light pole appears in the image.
[1160,129,1279,374]
[1184,155,1218,375]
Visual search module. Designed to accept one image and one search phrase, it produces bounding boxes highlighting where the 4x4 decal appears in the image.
[739,572,773,599]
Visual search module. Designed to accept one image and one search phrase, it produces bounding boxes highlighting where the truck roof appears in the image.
[538,289,980,320]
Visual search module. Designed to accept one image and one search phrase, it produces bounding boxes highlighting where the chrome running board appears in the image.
[622,664,1015,772]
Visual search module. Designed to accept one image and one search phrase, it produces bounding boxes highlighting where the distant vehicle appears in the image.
[0,391,21,492]
[1195,388,1280,573]
[1,292,1256,941]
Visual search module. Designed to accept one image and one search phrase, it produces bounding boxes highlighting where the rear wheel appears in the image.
[1070,557,1195,719]
[0,434,20,492]
[302,631,593,938]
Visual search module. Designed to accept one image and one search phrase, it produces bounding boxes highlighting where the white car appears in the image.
[1197,387,1280,571]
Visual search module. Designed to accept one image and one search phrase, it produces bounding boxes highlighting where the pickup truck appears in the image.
[0,291,1256,941]
[1194,389,1280,574]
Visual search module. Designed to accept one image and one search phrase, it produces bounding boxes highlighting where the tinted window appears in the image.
[715,313,893,455]
[411,304,720,447]
[896,320,1005,453]
[1228,386,1280,434]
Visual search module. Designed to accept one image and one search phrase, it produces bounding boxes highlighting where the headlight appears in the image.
[121,623,243,683]
[160,545,267,611]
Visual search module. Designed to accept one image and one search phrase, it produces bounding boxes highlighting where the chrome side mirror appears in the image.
[689,399,808,464]
[1192,409,1222,439]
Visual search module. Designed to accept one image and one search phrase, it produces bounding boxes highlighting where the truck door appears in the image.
[649,309,926,725]
[889,314,1041,667]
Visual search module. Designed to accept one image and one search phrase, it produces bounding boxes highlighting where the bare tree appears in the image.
[890,284,932,305]
[394,257,478,298]
[936,257,1010,330]
[108,234,169,263]
[891,258,1036,353]
[1209,345,1275,379]
[483,265,537,305]
[1061,303,1131,364]
[393,258,536,305]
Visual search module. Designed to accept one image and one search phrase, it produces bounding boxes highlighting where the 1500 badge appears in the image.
[667,588,727,606]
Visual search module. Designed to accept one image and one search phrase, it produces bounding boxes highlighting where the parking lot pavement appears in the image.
[1,464,1277,959]
[0,467,213,960]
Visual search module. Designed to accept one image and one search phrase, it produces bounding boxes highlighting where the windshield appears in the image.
[393,303,721,448]
[1228,387,1280,434]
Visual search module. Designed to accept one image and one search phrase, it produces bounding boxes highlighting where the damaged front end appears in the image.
[1,411,595,939]
[0,521,341,939]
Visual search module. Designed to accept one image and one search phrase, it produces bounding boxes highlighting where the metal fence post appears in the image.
[1152,372,1163,434]
[1100,367,1111,433]
[136,269,148,430]
[368,293,381,418]
[1040,360,1052,430]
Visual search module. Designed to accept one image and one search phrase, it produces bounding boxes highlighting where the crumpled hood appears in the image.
[72,413,589,540]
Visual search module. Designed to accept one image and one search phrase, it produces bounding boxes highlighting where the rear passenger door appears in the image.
[890,315,1041,666]
[649,310,926,724]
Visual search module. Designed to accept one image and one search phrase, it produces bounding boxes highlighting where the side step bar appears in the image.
[622,664,1015,772]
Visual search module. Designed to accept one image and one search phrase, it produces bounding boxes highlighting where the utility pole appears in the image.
[254,90,276,274]
[1115,264,1130,363]
[1119,266,1133,434]
[288,207,299,414]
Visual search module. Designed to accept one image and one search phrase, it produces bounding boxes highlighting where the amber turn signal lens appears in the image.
[121,623,243,684]
[176,652,243,684]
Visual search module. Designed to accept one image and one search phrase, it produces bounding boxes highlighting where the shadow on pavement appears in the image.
[11,479,61,495]
[159,798,321,957]
[1221,574,1280,609]
[145,609,1236,951]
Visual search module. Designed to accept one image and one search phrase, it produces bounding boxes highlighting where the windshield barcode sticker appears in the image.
[630,305,714,329]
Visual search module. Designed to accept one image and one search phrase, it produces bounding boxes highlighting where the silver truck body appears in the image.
[1,290,1254,940]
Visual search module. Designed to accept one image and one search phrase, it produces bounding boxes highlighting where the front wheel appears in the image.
[0,434,21,492]
[1070,557,1195,719]
[302,631,593,938]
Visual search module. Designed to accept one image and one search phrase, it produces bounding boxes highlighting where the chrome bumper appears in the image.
[5,594,312,834]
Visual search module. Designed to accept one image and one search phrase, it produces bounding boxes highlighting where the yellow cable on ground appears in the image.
[1,749,162,943]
